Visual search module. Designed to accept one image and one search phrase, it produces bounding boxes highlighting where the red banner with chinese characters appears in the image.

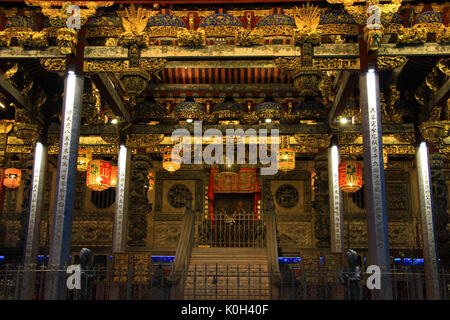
[208,168,261,223]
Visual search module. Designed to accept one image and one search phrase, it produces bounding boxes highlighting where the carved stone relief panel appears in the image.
[153,221,183,248]
[388,222,415,248]
[277,222,313,248]
[71,220,113,248]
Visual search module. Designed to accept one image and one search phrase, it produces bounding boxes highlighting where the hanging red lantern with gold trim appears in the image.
[338,160,363,193]
[110,166,118,187]
[86,160,112,191]
[147,172,155,191]
[77,149,92,172]
[3,168,21,189]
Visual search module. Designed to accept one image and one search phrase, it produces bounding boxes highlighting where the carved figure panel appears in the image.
[153,221,183,248]
[278,222,312,248]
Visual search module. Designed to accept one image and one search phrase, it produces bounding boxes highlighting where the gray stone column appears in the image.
[328,144,344,253]
[21,141,48,299]
[360,69,392,299]
[416,142,441,300]
[44,70,83,300]
[112,144,131,253]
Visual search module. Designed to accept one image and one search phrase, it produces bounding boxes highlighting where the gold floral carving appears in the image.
[126,134,164,148]
[275,57,360,71]
[294,134,331,149]
[393,133,416,144]
[377,56,407,70]
[436,26,450,44]
[396,25,428,45]
[339,133,360,144]
[420,121,450,149]
[84,60,130,72]
[317,24,358,36]
[177,29,206,47]
[291,3,322,45]
[16,31,49,48]
[40,58,67,72]
[56,28,78,55]
[437,58,450,77]
[235,29,263,46]
[119,5,153,48]
[25,1,113,26]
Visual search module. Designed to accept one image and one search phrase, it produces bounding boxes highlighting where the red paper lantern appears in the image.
[86,160,112,191]
[110,166,118,187]
[338,160,363,193]
[3,168,21,189]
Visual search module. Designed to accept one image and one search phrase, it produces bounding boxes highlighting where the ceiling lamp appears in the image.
[110,166,118,188]
[278,136,295,172]
[3,168,21,189]
[338,160,363,193]
[77,149,92,172]
[86,160,112,191]
[163,146,181,173]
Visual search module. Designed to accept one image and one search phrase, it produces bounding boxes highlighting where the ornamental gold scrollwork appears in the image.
[437,58,450,77]
[275,57,360,72]
[396,25,428,45]
[40,58,67,72]
[177,29,206,48]
[392,133,416,144]
[290,3,322,45]
[84,60,130,73]
[420,121,450,149]
[377,56,407,71]
[47,144,119,155]
[235,29,263,47]
[339,133,360,144]
[126,134,164,149]
[294,134,331,149]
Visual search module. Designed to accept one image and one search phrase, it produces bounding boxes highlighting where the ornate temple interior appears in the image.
[0,0,448,300]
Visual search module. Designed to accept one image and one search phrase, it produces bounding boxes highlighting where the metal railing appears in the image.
[196,211,265,248]
[0,263,448,300]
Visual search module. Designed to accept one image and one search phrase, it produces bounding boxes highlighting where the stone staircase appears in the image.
[183,248,272,300]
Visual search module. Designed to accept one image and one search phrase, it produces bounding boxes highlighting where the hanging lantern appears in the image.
[338,160,363,193]
[383,148,388,170]
[86,160,112,191]
[163,146,181,172]
[3,168,21,189]
[278,136,295,172]
[110,166,118,187]
[77,149,92,172]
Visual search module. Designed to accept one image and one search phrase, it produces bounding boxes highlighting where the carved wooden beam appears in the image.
[90,73,131,123]
[1,44,449,60]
